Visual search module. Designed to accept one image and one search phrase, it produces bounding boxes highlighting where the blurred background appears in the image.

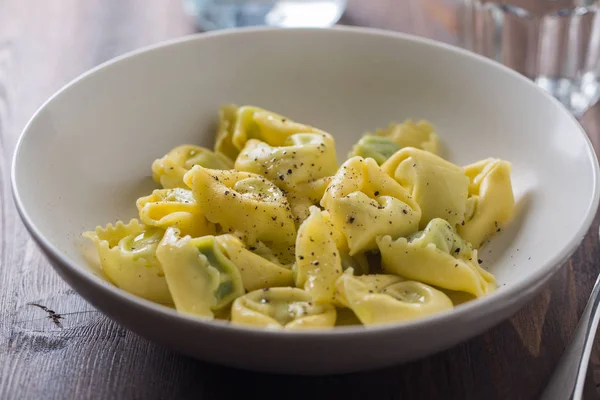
[183,0,600,116]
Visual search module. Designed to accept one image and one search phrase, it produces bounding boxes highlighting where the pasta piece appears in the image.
[184,166,297,259]
[231,105,325,152]
[334,271,403,308]
[215,234,294,291]
[152,144,233,189]
[136,188,215,238]
[321,210,369,275]
[335,271,453,325]
[321,156,421,255]
[231,287,336,330]
[214,104,240,160]
[374,120,440,154]
[284,177,331,225]
[348,135,401,165]
[82,219,172,304]
[381,147,469,228]
[377,218,496,297]
[156,227,244,318]
[457,158,515,248]
[295,206,343,303]
[235,132,338,223]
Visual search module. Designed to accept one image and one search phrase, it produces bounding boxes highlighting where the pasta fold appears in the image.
[295,206,343,303]
[374,120,440,154]
[136,188,215,238]
[321,156,421,255]
[184,166,297,258]
[83,219,172,304]
[235,132,337,223]
[231,105,325,151]
[381,147,469,228]
[457,158,515,248]
[231,287,336,330]
[377,218,496,297]
[215,234,294,292]
[152,144,233,189]
[155,228,244,318]
[335,271,453,325]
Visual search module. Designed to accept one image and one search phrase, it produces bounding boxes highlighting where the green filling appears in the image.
[407,218,472,257]
[195,236,244,307]
[119,228,163,259]
[349,135,401,165]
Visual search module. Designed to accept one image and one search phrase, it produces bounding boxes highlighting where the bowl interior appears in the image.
[13,28,599,315]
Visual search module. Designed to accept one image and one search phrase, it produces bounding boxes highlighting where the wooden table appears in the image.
[1,1,600,399]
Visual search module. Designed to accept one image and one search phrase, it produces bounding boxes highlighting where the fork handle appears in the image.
[540,273,600,399]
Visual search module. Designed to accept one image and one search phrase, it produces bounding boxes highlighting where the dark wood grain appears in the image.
[1,1,600,399]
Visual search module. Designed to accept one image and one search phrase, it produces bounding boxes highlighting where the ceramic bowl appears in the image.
[11,26,600,375]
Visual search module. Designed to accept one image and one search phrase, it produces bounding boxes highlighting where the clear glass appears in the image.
[458,0,600,116]
[183,0,347,31]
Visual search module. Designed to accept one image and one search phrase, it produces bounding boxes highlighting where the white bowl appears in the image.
[11,26,600,375]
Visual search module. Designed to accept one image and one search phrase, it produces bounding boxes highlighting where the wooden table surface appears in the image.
[2,1,600,399]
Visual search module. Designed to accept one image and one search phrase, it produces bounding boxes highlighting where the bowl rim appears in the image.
[11,25,600,338]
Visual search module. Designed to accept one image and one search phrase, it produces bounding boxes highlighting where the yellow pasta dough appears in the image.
[231,105,325,152]
[215,234,294,292]
[378,218,496,297]
[235,132,338,223]
[136,188,215,238]
[156,227,244,318]
[321,210,370,276]
[381,147,469,228]
[295,206,343,304]
[457,158,515,248]
[214,104,241,160]
[83,219,172,304]
[231,287,337,330]
[374,120,440,154]
[183,166,297,259]
[152,144,233,189]
[321,156,421,255]
[335,271,453,325]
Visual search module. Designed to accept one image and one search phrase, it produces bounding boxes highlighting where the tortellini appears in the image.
[377,218,496,297]
[183,166,297,257]
[374,120,440,154]
[381,147,469,228]
[321,156,421,255]
[335,271,453,325]
[83,219,172,304]
[322,210,370,276]
[234,106,325,148]
[231,287,337,330]
[348,135,401,165]
[295,206,343,303]
[235,132,338,223]
[83,104,516,330]
[457,158,515,248]
[156,228,244,318]
[152,144,233,189]
[215,234,294,291]
[136,188,215,238]
[214,104,241,160]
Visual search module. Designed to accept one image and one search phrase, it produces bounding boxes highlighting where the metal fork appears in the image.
[541,271,600,399]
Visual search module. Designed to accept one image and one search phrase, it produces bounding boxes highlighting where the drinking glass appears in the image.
[183,0,347,31]
[345,0,600,116]
[459,0,600,116]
